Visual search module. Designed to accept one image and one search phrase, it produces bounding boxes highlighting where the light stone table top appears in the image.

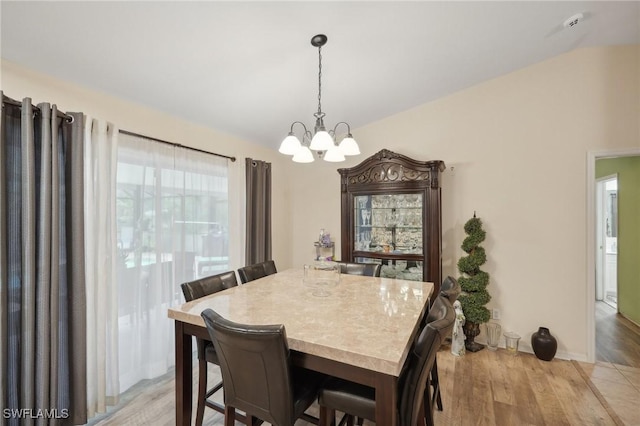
[168,268,433,376]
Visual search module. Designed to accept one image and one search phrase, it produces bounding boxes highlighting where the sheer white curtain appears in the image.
[84,117,120,417]
[116,133,231,392]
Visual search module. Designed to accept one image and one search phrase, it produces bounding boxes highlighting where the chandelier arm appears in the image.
[332,122,352,137]
[289,122,316,147]
[289,121,309,134]
[303,130,314,146]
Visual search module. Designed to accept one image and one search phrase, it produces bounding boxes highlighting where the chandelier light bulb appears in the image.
[279,133,302,155]
[338,135,360,156]
[323,145,346,162]
[309,130,334,151]
[292,145,315,163]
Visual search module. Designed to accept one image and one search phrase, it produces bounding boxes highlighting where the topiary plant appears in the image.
[457,213,491,352]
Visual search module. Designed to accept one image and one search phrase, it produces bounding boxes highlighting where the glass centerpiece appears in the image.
[304,260,340,297]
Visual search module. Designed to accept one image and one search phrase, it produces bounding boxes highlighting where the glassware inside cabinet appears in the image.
[371,193,422,210]
[359,258,422,282]
[355,193,423,254]
[388,260,422,281]
[354,195,372,251]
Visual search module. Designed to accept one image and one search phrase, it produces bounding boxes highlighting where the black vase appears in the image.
[531,327,557,361]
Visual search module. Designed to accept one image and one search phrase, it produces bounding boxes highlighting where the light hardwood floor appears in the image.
[596,301,640,368]
[89,304,640,425]
[90,348,624,426]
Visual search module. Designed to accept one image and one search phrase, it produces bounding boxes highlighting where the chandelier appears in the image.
[279,34,360,163]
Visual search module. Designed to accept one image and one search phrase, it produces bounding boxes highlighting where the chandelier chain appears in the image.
[317,45,323,115]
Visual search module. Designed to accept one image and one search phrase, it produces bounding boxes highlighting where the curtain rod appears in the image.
[2,95,236,162]
[2,94,74,122]
[119,129,236,162]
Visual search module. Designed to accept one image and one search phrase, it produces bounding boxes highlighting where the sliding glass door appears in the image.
[115,133,229,391]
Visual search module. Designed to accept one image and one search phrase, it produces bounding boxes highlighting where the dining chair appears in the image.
[423,276,461,328]
[440,275,461,302]
[422,275,461,420]
[200,308,325,426]
[237,260,277,284]
[317,300,455,426]
[334,261,381,277]
[180,270,238,426]
[421,293,457,425]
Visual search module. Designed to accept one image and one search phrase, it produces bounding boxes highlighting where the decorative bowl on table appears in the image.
[303,261,341,297]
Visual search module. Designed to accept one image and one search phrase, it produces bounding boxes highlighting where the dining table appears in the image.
[167,268,434,426]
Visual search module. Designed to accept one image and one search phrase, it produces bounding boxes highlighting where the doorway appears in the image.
[595,175,617,309]
[587,149,640,363]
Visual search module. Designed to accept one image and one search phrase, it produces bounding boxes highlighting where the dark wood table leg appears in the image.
[175,321,193,426]
[375,373,397,426]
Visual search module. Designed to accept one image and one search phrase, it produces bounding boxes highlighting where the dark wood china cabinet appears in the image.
[338,149,445,297]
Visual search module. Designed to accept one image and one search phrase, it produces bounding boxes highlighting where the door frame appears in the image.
[586,148,640,363]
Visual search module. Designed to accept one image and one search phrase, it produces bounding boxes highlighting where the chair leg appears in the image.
[195,358,207,426]
[424,378,435,426]
[417,401,427,426]
[336,414,353,426]
[224,405,236,426]
[319,405,335,426]
[432,359,443,410]
[425,406,434,426]
[424,384,435,426]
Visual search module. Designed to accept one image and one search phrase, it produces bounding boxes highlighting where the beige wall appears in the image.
[1,59,295,270]
[288,45,640,360]
[4,45,639,360]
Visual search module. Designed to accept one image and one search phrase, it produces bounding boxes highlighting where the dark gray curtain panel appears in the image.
[1,94,87,425]
[245,158,272,266]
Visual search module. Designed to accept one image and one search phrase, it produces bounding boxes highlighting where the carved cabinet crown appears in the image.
[338,149,445,189]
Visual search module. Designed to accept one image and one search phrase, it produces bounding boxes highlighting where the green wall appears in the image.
[596,157,640,325]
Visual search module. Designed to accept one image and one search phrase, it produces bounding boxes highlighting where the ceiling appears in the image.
[2,1,639,151]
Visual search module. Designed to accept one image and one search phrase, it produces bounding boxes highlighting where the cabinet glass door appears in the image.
[354,193,424,281]
[354,193,423,253]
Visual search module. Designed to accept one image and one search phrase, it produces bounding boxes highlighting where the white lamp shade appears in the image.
[279,134,301,155]
[292,146,315,163]
[309,131,334,151]
[338,136,360,156]
[323,145,346,162]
